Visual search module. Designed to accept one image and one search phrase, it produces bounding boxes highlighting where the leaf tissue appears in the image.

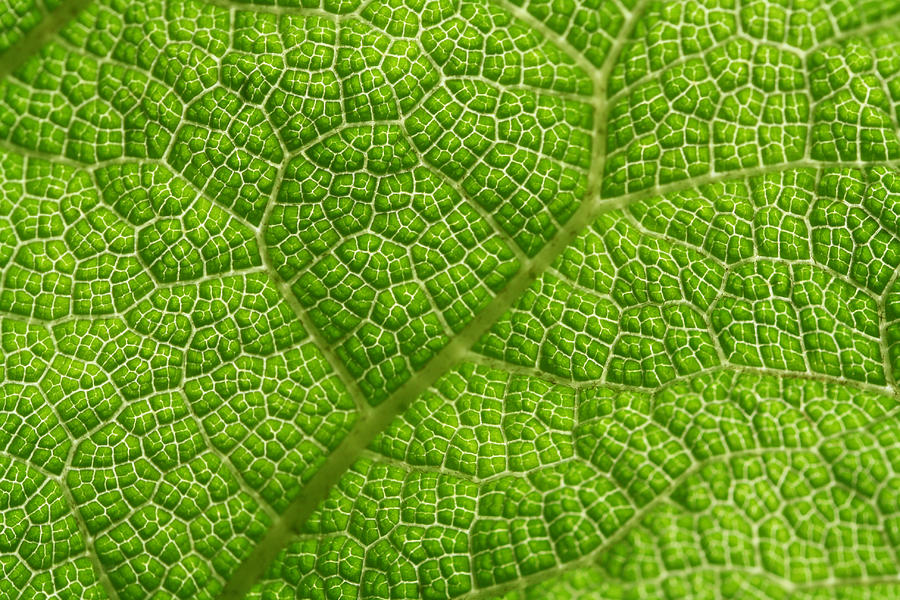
[1,0,900,599]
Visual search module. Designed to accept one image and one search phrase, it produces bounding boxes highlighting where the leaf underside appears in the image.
[1,0,900,599]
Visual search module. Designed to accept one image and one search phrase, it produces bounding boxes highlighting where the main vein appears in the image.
[0,0,95,80]
[216,0,653,597]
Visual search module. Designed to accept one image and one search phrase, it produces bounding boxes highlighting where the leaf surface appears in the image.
[0,0,899,599]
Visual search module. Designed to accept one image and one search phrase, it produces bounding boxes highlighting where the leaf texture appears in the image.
[0,0,899,599]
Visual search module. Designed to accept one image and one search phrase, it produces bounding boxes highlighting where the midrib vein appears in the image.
[0,0,95,80]
[216,1,653,598]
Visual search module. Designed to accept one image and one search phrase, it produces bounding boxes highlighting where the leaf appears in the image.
[0,0,899,599]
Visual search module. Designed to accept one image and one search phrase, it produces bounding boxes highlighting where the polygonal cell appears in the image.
[96,162,261,283]
[169,88,284,225]
[0,456,106,600]
[408,80,592,255]
[145,274,360,511]
[68,408,270,600]
[0,156,152,319]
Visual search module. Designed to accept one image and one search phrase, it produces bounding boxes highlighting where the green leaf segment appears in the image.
[1,0,900,599]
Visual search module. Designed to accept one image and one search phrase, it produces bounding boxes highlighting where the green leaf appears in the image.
[0,0,900,599]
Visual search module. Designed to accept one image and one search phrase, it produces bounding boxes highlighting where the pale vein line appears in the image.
[256,129,374,417]
[216,0,652,598]
[0,3,121,598]
[467,352,899,400]
[0,0,95,80]
[2,0,900,598]
[0,449,123,600]
[201,0,353,18]
[455,444,897,600]
[805,11,900,56]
